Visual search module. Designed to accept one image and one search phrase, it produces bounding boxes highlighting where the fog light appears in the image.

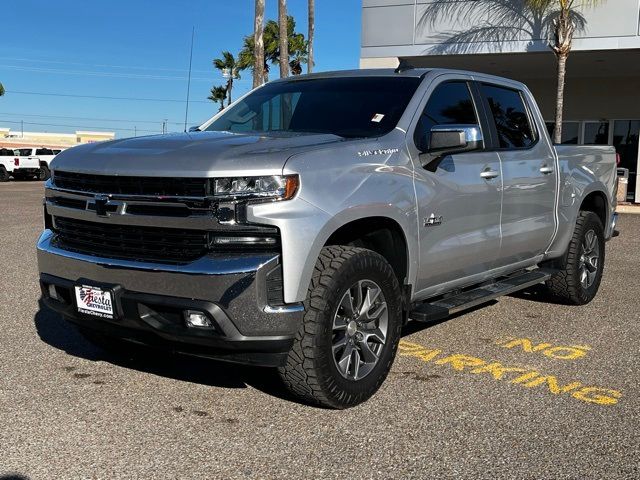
[48,284,59,301]
[184,310,213,329]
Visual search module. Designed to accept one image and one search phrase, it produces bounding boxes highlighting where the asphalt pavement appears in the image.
[1,181,638,479]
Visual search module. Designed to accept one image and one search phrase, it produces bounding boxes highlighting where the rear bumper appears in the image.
[37,230,304,367]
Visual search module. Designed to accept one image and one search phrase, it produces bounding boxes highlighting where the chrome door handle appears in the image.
[540,165,554,174]
[480,169,500,180]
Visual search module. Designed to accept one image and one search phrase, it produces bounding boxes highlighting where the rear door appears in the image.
[478,83,557,266]
[410,76,503,294]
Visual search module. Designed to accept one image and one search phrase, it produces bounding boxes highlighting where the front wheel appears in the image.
[0,166,9,182]
[545,211,605,305]
[278,246,402,409]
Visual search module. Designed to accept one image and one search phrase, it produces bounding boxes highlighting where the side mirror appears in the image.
[188,126,201,132]
[420,124,484,156]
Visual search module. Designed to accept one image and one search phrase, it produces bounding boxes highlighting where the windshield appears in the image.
[205,76,421,138]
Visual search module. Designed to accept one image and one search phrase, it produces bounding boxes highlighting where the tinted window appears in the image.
[414,81,478,151]
[17,149,33,156]
[0,148,14,156]
[206,77,421,138]
[36,148,54,155]
[482,84,535,149]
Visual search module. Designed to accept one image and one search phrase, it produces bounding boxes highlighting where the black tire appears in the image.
[278,246,402,409]
[0,166,9,182]
[39,165,51,181]
[545,211,605,305]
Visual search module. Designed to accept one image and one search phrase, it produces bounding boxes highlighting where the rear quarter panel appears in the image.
[547,145,617,258]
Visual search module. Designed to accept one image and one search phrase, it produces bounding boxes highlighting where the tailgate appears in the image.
[15,156,40,169]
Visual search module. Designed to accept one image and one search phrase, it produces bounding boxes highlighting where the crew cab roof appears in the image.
[270,68,432,82]
[270,68,528,91]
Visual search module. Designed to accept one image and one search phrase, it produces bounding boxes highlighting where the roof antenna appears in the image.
[395,58,414,73]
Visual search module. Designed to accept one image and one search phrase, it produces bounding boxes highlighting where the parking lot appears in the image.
[1,181,638,479]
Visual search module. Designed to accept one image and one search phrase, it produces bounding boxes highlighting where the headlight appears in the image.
[212,175,299,201]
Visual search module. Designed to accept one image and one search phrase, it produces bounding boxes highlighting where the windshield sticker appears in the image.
[357,148,399,157]
[371,113,385,123]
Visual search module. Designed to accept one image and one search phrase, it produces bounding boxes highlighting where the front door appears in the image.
[411,78,502,295]
[478,83,557,266]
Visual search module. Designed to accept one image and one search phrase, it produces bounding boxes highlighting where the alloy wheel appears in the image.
[579,229,600,289]
[332,279,388,381]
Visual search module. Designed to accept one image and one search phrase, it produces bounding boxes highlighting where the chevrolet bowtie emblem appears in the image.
[94,194,110,217]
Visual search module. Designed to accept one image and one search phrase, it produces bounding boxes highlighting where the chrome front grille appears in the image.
[46,173,281,264]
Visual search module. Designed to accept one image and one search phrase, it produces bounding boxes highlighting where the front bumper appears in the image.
[37,230,304,367]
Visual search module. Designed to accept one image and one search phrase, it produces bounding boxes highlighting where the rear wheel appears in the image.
[545,211,605,305]
[39,165,51,181]
[0,166,9,182]
[278,246,402,409]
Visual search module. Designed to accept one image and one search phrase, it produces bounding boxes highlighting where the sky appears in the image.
[0,0,361,137]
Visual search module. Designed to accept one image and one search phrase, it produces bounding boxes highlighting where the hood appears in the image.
[51,131,348,178]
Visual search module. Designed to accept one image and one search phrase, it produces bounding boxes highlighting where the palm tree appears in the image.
[289,34,308,75]
[207,85,227,112]
[0,82,4,97]
[253,0,265,88]
[417,0,604,144]
[213,51,240,106]
[307,0,315,73]
[239,16,307,81]
[529,0,604,143]
[278,0,289,78]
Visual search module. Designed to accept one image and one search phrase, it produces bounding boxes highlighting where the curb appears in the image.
[616,204,640,214]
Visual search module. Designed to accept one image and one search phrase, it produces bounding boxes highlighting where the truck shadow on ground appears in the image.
[33,299,298,403]
[509,284,570,305]
[34,299,491,405]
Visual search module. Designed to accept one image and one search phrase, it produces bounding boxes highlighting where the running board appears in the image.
[409,269,554,323]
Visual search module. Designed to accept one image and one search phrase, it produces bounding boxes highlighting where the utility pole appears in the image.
[184,26,195,132]
[21,120,23,137]
[162,119,167,134]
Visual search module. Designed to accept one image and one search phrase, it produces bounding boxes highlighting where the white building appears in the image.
[360,0,640,202]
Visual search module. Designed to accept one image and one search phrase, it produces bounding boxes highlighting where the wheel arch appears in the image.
[324,216,410,289]
[579,190,608,228]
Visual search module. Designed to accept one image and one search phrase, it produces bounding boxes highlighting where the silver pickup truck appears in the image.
[37,68,618,408]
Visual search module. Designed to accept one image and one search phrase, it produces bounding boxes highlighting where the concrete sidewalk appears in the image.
[617,203,640,214]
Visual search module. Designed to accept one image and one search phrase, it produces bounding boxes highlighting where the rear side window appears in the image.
[414,81,478,147]
[481,84,535,149]
[36,148,54,155]
[17,149,33,156]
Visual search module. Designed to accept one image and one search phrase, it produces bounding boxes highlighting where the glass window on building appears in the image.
[545,122,579,144]
[613,120,640,202]
[583,122,610,145]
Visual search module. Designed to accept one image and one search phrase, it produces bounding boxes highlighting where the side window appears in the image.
[481,84,536,149]
[414,81,478,150]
